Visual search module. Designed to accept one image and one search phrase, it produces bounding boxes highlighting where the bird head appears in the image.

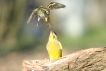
[49,31,57,40]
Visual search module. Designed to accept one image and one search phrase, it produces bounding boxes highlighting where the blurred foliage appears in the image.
[0,0,106,56]
[0,1,106,71]
[0,0,27,55]
[61,24,106,49]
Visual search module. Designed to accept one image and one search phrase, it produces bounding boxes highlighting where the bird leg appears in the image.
[36,17,40,26]
[47,23,52,30]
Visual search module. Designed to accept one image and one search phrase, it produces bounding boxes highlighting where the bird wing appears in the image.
[27,8,39,24]
[58,41,62,49]
[47,2,66,10]
[58,41,62,57]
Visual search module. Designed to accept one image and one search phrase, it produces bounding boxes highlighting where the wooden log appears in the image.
[22,47,106,71]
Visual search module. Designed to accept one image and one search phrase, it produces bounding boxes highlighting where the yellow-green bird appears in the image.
[46,31,62,61]
[27,2,66,29]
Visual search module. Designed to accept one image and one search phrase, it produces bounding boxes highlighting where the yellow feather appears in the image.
[46,31,62,60]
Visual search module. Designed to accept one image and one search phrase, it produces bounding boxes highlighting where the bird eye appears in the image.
[46,11,49,14]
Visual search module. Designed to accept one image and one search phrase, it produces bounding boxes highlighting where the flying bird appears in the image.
[27,2,66,29]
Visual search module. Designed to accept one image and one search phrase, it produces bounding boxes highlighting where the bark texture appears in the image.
[23,47,106,71]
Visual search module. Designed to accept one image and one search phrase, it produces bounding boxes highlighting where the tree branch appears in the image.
[23,47,106,71]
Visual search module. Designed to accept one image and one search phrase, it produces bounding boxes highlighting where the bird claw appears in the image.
[36,23,39,26]
[36,17,40,27]
[48,24,52,30]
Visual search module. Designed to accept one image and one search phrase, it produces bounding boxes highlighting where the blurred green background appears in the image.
[0,0,106,71]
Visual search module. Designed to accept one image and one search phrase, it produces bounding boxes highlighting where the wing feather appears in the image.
[47,2,66,10]
[27,8,39,24]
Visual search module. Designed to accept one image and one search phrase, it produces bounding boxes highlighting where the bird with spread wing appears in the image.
[27,2,66,29]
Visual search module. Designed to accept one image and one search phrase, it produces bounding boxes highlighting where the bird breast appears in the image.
[39,13,45,18]
[37,9,45,18]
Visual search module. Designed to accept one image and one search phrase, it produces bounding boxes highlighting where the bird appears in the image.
[46,31,62,61]
[27,2,66,29]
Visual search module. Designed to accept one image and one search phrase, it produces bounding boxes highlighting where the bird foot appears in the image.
[36,23,39,27]
[47,24,52,30]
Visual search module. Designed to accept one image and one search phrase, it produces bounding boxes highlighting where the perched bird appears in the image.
[46,31,62,61]
[27,2,66,29]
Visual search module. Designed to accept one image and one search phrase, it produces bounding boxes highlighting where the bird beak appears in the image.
[50,30,54,34]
